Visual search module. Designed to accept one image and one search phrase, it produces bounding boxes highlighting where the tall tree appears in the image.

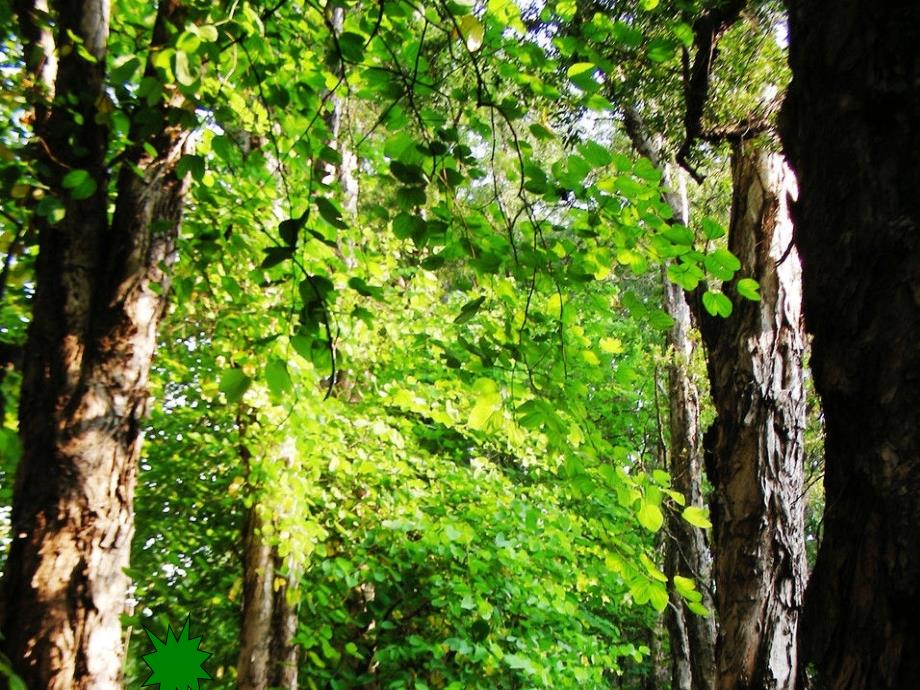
[623,108,717,690]
[696,141,807,690]
[0,1,192,687]
[236,430,300,690]
[782,1,920,687]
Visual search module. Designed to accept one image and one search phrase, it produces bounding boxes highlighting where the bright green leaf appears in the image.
[702,290,733,318]
[682,505,713,529]
[637,502,664,532]
[736,277,761,301]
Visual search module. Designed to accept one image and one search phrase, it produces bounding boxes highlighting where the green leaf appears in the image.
[315,197,347,229]
[459,15,484,51]
[701,216,726,240]
[651,469,670,485]
[348,276,384,300]
[62,169,97,200]
[637,502,664,532]
[174,50,196,86]
[392,212,426,240]
[36,196,66,224]
[702,290,733,318]
[705,247,742,281]
[468,379,501,430]
[176,30,201,54]
[265,359,292,397]
[736,277,761,301]
[648,582,669,612]
[578,140,613,167]
[612,21,644,48]
[261,246,294,269]
[279,216,306,246]
[567,62,599,92]
[198,24,219,42]
[62,169,90,189]
[682,505,713,529]
[529,123,556,140]
[454,296,486,324]
[648,309,675,331]
[687,601,711,617]
[219,368,251,404]
[290,334,313,360]
[647,38,677,63]
[338,32,366,62]
[673,575,703,603]
[390,161,427,185]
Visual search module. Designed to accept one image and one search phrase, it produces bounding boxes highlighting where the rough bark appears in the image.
[696,142,806,690]
[781,1,920,687]
[622,107,718,690]
[236,429,301,690]
[268,560,300,690]
[0,2,190,688]
[236,506,277,690]
[661,174,717,690]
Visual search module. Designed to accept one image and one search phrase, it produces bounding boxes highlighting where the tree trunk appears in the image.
[660,171,717,690]
[622,108,717,690]
[663,277,718,690]
[696,142,806,690]
[268,561,300,690]
[236,430,301,690]
[237,506,277,690]
[0,2,190,688]
[781,1,920,687]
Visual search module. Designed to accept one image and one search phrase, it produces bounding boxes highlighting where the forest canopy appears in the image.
[1,0,918,689]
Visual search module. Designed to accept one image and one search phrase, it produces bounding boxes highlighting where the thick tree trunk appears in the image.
[696,142,806,690]
[237,516,301,690]
[0,2,189,688]
[781,2,920,687]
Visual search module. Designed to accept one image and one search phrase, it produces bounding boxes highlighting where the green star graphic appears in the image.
[142,616,212,690]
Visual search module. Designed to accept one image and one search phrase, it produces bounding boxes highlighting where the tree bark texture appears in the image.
[663,276,718,690]
[236,436,300,690]
[236,514,301,690]
[781,1,920,687]
[0,2,190,688]
[660,169,717,690]
[236,506,277,690]
[696,143,807,690]
[622,107,717,690]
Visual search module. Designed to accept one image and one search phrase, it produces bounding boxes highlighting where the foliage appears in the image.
[0,0,817,688]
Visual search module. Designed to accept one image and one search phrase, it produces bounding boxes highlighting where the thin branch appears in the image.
[675,0,749,181]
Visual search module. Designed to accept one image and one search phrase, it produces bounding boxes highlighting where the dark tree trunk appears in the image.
[696,142,806,690]
[781,1,920,687]
[268,559,300,690]
[0,2,190,688]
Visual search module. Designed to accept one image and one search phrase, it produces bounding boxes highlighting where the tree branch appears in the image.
[676,0,749,181]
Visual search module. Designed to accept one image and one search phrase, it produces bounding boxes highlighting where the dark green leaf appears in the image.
[261,246,294,269]
[315,197,347,229]
[454,296,486,324]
